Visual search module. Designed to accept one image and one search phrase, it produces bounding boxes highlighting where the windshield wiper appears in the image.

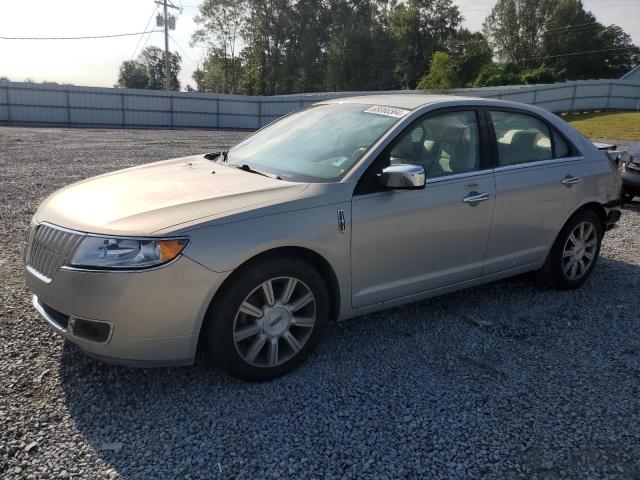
[232,163,282,180]
[204,150,228,162]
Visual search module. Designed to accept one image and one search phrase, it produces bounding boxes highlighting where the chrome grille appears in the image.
[26,224,83,282]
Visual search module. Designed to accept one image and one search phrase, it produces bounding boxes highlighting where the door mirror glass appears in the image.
[378,164,426,190]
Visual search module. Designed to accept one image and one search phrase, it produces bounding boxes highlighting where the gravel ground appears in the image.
[1,126,640,480]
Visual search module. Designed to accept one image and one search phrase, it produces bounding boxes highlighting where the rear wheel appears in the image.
[540,210,603,290]
[206,257,329,381]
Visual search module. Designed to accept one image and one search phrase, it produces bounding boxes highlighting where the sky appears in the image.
[1,0,639,90]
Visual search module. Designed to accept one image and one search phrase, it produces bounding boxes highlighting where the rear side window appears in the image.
[490,111,553,166]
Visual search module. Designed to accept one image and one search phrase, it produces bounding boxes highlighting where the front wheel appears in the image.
[206,257,329,381]
[539,210,603,290]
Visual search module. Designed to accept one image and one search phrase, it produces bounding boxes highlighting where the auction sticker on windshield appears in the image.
[364,106,410,118]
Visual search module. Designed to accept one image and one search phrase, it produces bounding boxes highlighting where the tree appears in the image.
[446,28,493,87]
[483,0,555,66]
[473,62,522,87]
[193,47,244,93]
[187,0,638,94]
[192,0,247,93]
[117,60,150,89]
[417,51,456,90]
[116,47,181,90]
[287,0,331,93]
[483,0,639,80]
[389,0,462,89]
[542,0,639,80]
[325,0,396,92]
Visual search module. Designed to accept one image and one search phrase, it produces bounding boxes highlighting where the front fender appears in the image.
[183,202,353,320]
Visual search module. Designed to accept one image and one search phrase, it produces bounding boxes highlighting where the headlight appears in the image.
[69,236,189,270]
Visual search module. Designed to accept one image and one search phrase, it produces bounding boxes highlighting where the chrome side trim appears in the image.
[337,209,346,233]
[32,295,67,334]
[493,156,584,174]
[427,169,494,185]
[32,295,114,345]
[26,265,52,284]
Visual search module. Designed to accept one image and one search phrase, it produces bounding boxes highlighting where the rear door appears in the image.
[350,108,496,308]
[483,108,584,275]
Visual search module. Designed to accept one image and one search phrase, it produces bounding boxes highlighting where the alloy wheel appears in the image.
[562,221,598,281]
[232,276,316,368]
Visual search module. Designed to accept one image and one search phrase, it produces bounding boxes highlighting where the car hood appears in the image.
[35,155,310,236]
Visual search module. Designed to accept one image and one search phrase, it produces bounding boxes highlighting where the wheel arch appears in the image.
[569,201,607,231]
[546,200,607,261]
[199,246,341,338]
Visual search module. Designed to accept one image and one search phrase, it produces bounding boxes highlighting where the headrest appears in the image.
[511,130,538,151]
[442,127,464,145]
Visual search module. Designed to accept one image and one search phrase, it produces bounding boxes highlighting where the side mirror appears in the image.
[378,164,426,190]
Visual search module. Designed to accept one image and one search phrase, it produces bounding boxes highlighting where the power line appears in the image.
[138,29,156,55]
[0,30,162,41]
[131,7,159,59]
[449,22,612,50]
[169,33,197,69]
[519,45,638,62]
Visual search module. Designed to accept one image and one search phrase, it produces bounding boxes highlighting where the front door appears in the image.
[351,109,496,309]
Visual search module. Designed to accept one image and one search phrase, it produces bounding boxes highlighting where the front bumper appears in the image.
[26,255,228,367]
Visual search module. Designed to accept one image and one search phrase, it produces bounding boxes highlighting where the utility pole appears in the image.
[155,0,179,90]
[163,0,170,90]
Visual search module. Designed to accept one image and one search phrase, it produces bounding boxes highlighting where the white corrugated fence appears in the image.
[1,79,639,130]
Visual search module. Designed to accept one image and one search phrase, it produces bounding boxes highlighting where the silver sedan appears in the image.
[24,95,622,381]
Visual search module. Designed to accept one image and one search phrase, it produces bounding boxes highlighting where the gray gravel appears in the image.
[1,126,640,479]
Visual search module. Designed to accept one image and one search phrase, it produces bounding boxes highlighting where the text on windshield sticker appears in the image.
[364,106,410,118]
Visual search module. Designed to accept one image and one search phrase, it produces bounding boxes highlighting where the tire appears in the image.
[205,257,329,381]
[539,210,603,290]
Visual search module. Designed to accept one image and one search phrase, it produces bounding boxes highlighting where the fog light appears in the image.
[72,318,112,343]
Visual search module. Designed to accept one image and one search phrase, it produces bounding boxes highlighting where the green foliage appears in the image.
[184,0,638,95]
[116,47,181,90]
[447,29,493,88]
[484,0,640,81]
[519,66,556,84]
[417,52,457,90]
[389,0,462,89]
[192,0,247,93]
[473,63,522,87]
[117,61,149,89]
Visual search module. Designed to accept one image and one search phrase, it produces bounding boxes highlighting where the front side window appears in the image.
[226,103,405,182]
[490,111,554,166]
[390,110,480,178]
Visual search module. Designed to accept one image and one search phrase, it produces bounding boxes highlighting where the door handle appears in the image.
[462,192,493,204]
[561,175,580,186]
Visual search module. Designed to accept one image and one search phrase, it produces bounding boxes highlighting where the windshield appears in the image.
[226,103,407,182]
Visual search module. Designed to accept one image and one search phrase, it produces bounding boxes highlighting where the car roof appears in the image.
[321,94,483,110]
